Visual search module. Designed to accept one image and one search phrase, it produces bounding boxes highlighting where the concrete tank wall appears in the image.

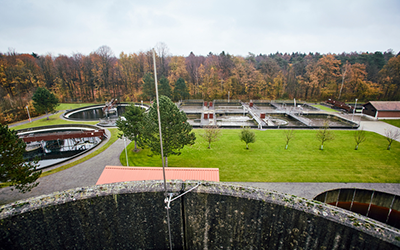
[314,188,400,228]
[1,181,399,250]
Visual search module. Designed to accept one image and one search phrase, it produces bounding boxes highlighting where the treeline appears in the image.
[1,45,399,124]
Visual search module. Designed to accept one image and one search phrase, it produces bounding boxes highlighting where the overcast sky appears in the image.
[1,0,399,57]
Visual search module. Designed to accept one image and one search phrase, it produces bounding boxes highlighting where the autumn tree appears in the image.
[379,55,400,100]
[316,121,335,150]
[0,124,41,193]
[200,125,222,149]
[141,96,196,167]
[32,87,59,120]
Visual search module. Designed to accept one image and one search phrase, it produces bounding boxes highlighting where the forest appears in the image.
[1,44,399,124]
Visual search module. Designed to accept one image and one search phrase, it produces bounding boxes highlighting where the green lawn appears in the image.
[56,103,98,111]
[312,104,339,113]
[383,119,400,129]
[11,112,98,130]
[121,129,400,183]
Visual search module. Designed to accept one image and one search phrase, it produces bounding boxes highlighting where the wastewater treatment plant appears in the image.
[2,99,399,249]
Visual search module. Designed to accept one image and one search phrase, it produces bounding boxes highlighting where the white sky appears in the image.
[1,0,399,57]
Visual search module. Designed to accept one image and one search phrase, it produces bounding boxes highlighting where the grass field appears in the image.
[11,112,98,130]
[311,104,339,112]
[56,103,98,111]
[382,119,400,129]
[121,129,400,183]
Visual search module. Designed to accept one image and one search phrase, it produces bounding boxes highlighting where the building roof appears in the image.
[364,101,400,111]
[96,166,219,185]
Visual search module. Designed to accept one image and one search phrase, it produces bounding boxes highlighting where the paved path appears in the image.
[8,111,62,128]
[1,114,399,205]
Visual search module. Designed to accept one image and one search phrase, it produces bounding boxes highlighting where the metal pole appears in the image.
[124,136,129,166]
[153,48,172,250]
[352,98,358,121]
[26,105,32,122]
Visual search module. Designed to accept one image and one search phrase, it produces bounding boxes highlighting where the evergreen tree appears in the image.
[0,124,41,193]
[239,127,256,149]
[159,76,172,98]
[32,87,59,120]
[141,95,196,167]
[142,72,156,101]
[173,77,190,101]
[116,104,145,152]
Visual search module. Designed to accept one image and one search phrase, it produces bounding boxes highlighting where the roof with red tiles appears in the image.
[96,166,219,185]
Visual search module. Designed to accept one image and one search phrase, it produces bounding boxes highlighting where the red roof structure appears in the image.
[366,101,400,111]
[96,166,219,185]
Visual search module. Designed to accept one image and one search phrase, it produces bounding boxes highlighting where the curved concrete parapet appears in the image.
[63,102,149,121]
[16,124,104,134]
[1,181,399,249]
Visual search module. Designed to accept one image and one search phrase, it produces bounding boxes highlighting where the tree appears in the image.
[142,72,155,101]
[32,87,59,120]
[0,124,41,193]
[354,128,367,150]
[283,129,295,149]
[239,127,256,150]
[141,95,196,167]
[379,55,400,100]
[316,121,335,150]
[384,129,400,150]
[159,76,172,98]
[116,104,145,152]
[200,125,222,149]
[173,77,190,101]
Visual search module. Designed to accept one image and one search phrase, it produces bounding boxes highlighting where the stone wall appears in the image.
[1,181,399,249]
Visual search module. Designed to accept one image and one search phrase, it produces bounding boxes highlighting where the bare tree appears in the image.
[384,129,400,150]
[316,121,335,150]
[354,128,367,150]
[200,125,222,149]
[155,42,170,77]
[283,129,295,149]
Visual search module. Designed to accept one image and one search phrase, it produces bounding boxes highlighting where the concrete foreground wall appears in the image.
[1,181,399,250]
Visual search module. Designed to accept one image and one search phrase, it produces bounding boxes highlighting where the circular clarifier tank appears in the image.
[1,181,399,249]
[18,124,107,169]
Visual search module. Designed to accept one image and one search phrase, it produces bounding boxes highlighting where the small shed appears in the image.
[96,166,219,185]
[362,101,400,119]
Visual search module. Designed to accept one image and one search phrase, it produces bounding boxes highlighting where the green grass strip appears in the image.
[312,104,339,113]
[121,129,400,183]
[11,112,98,130]
[382,119,400,129]
[56,103,98,111]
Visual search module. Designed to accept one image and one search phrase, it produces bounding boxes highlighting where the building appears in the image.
[96,166,219,185]
[362,101,400,119]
